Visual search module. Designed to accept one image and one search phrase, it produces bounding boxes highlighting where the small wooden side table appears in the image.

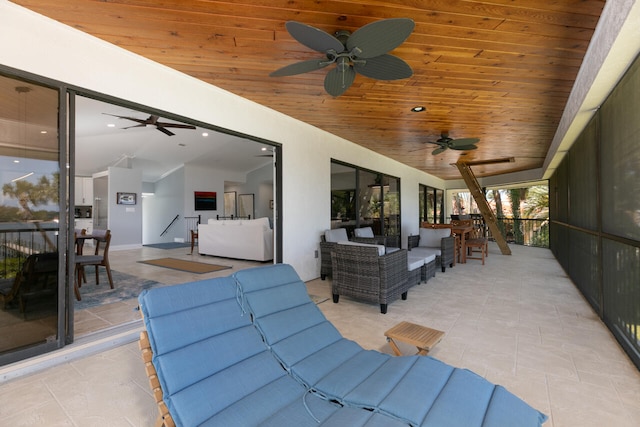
[384,321,444,356]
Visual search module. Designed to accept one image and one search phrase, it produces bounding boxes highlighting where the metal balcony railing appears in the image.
[486,218,549,248]
[0,222,60,279]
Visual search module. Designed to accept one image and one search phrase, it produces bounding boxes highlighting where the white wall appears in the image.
[0,2,446,280]
[107,167,142,248]
[142,167,185,244]
[225,163,274,220]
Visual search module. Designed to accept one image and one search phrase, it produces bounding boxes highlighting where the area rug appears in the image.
[138,258,232,274]
[75,270,164,310]
[143,242,191,250]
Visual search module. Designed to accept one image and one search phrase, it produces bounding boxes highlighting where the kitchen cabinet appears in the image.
[75,177,93,206]
[74,219,93,235]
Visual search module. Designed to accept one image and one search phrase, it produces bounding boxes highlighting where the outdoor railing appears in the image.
[0,222,60,279]
[486,218,549,248]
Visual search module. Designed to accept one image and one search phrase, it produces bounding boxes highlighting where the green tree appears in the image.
[2,172,59,249]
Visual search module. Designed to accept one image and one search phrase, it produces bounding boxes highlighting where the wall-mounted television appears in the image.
[194,191,217,211]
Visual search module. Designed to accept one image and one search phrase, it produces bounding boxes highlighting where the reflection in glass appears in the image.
[330,161,400,245]
[0,74,60,360]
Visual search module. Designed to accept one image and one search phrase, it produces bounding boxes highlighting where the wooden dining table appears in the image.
[450,225,474,263]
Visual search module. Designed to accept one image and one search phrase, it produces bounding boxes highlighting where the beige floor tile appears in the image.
[1,243,639,426]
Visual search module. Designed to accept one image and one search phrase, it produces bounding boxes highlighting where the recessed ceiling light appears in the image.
[202,132,209,137]
[40,130,47,134]
[411,106,426,112]
[107,123,116,128]
[13,160,19,163]
[261,147,267,151]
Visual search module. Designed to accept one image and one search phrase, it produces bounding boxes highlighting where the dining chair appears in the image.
[74,228,87,284]
[190,229,198,254]
[75,229,113,300]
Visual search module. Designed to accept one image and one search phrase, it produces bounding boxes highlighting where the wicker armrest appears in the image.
[319,240,338,280]
[440,235,456,271]
[408,234,420,250]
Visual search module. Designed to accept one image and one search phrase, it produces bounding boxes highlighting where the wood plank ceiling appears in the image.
[14,0,605,180]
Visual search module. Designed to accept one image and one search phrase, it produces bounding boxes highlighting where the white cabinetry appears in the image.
[74,219,93,235]
[75,177,93,205]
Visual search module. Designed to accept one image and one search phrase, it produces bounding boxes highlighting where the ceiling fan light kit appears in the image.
[270,18,415,97]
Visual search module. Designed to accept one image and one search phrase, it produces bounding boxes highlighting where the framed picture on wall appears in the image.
[116,192,136,205]
[194,191,217,211]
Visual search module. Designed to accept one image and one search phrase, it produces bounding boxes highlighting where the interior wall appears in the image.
[224,163,274,220]
[107,166,142,248]
[142,167,185,245]
[184,164,246,224]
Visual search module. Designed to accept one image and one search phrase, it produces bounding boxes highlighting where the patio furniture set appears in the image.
[320,225,468,313]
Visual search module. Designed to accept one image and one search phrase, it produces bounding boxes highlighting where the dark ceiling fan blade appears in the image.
[449,137,480,147]
[270,59,331,77]
[346,18,414,59]
[354,54,413,80]
[285,21,344,53]
[432,147,447,155]
[121,124,148,130]
[451,144,478,151]
[102,113,149,125]
[155,122,196,130]
[324,65,356,97]
[156,126,175,137]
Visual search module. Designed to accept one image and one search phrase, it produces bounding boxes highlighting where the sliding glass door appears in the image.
[0,73,65,365]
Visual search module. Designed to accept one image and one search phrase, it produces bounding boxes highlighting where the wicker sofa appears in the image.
[331,241,410,314]
[408,227,456,273]
[138,264,548,427]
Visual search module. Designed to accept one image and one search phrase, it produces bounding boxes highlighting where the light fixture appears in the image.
[12,172,34,182]
[411,106,426,112]
[107,123,116,128]
[202,132,209,137]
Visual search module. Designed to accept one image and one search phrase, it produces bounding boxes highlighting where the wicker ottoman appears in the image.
[407,256,424,285]
[422,254,437,282]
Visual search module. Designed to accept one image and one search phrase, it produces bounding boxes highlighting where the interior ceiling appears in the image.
[14,0,607,180]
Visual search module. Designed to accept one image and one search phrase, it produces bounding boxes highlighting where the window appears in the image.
[331,160,400,244]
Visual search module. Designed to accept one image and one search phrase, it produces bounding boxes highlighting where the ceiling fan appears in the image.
[103,113,196,136]
[270,18,415,97]
[427,133,479,155]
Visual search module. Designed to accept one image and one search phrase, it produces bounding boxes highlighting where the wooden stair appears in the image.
[455,161,511,256]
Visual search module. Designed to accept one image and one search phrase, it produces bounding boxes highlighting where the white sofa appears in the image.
[198,217,273,261]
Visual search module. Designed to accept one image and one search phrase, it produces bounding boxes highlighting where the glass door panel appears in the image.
[0,74,61,364]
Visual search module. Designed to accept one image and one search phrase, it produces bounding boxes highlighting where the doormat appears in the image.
[138,258,232,274]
